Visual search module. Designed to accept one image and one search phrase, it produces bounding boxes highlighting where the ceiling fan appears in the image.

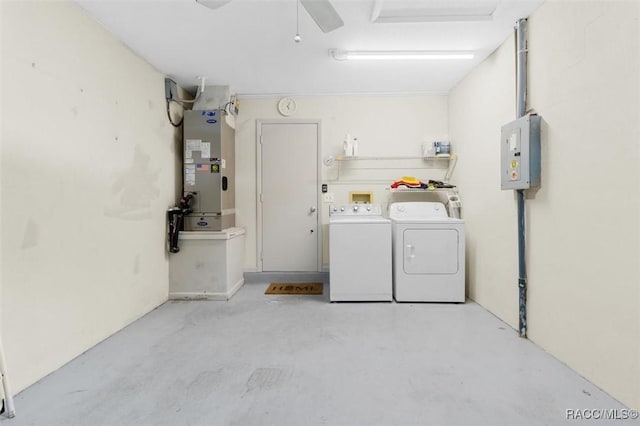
[195,0,344,33]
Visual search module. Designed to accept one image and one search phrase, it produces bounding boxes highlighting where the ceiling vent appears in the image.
[371,0,499,23]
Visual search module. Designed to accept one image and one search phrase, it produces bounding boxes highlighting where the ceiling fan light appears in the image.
[196,0,233,11]
[330,49,475,61]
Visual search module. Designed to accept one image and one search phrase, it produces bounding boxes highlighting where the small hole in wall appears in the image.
[80,88,84,93]
[115,136,119,141]
[31,62,36,68]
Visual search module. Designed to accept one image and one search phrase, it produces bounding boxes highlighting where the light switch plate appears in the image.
[323,193,334,203]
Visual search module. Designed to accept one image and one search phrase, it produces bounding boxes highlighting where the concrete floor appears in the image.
[2,281,636,426]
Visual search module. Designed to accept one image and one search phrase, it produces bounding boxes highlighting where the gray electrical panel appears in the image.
[183,110,235,231]
[501,115,541,190]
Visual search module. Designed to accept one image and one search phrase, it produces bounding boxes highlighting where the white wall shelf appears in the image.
[335,155,452,161]
[327,154,457,183]
[388,187,458,194]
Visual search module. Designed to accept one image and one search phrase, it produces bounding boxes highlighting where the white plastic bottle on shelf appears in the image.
[352,137,359,157]
[343,134,353,157]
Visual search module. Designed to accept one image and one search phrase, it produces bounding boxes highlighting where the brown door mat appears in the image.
[265,282,323,295]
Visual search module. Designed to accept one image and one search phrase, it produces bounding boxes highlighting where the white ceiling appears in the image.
[76,0,543,96]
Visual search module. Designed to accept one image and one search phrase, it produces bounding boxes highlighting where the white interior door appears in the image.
[260,122,319,271]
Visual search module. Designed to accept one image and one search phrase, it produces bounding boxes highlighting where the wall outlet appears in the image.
[323,193,334,203]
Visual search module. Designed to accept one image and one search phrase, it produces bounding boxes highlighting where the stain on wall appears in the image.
[104,145,160,220]
[21,217,40,249]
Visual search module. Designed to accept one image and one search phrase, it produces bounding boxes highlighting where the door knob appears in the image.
[310,206,317,213]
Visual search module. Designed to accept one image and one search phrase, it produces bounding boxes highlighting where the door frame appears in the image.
[256,119,322,272]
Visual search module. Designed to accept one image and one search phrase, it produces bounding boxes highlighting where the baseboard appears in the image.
[244,271,329,284]
[227,278,245,299]
[168,292,227,301]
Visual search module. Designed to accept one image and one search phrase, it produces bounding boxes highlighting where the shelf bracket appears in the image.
[444,154,458,182]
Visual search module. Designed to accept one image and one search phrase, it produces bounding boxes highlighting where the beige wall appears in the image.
[0,1,4,339]
[449,1,639,409]
[234,95,449,270]
[1,2,180,392]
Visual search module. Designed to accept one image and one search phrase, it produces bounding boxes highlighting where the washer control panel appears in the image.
[330,204,381,216]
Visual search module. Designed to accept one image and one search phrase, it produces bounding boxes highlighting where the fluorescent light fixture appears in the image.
[329,49,474,61]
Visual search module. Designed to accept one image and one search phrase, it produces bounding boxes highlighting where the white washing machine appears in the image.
[329,204,392,302]
[390,202,465,302]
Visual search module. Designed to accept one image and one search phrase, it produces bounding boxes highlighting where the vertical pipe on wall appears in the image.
[517,189,527,337]
[515,18,528,338]
[516,19,527,118]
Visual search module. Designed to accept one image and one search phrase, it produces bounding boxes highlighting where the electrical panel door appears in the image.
[501,115,541,190]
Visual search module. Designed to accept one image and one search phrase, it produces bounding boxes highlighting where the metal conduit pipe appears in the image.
[516,19,528,119]
[515,18,528,338]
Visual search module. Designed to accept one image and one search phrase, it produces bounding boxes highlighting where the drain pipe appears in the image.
[515,18,528,338]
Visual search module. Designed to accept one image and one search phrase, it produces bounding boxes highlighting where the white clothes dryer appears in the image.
[390,202,465,302]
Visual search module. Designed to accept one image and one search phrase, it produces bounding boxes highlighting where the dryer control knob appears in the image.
[353,205,359,212]
[340,207,345,211]
[366,206,371,211]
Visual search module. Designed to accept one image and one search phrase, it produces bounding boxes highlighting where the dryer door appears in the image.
[403,228,460,274]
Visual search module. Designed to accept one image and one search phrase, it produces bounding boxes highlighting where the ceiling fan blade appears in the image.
[196,0,233,10]
[300,0,344,33]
